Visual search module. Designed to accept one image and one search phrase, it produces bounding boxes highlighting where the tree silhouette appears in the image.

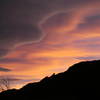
[0,77,10,92]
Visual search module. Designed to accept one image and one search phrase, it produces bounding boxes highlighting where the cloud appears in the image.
[0,0,100,57]
[0,58,27,64]
[69,14,100,37]
[0,77,21,82]
[76,56,100,60]
[0,67,11,72]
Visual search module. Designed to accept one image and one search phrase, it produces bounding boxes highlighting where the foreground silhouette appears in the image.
[0,60,100,100]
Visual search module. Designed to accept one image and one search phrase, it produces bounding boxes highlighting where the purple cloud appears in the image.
[0,0,99,57]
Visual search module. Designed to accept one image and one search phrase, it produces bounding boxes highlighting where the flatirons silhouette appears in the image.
[0,60,100,100]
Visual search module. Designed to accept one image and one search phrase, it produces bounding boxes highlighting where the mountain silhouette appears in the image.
[0,60,100,100]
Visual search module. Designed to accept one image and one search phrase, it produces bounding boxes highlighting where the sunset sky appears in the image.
[0,0,100,89]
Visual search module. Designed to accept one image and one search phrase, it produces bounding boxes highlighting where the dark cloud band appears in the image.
[0,67,11,72]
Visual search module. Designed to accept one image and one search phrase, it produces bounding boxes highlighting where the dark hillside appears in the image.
[0,60,100,100]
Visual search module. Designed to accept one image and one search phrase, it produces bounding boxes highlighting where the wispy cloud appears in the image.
[76,56,100,61]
